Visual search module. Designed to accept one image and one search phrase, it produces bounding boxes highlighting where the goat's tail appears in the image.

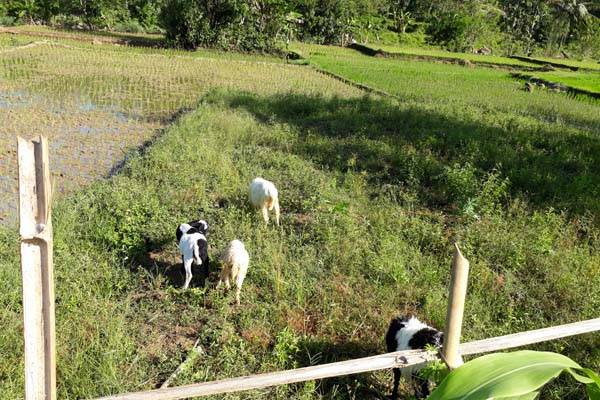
[230,262,240,280]
[265,195,275,211]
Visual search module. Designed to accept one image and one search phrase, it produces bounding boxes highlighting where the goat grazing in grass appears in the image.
[385,315,444,400]
[176,220,209,289]
[249,177,280,225]
[217,240,250,305]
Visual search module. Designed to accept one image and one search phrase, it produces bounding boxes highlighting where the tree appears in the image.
[501,0,551,54]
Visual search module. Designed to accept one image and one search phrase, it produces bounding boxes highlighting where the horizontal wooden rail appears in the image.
[459,317,600,355]
[95,350,436,400]
[93,318,600,400]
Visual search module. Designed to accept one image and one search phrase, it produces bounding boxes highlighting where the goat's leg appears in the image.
[274,198,280,226]
[415,375,430,399]
[234,269,246,306]
[183,258,193,289]
[261,206,269,224]
[235,287,241,305]
[390,368,400,400]
[217,269,225,289]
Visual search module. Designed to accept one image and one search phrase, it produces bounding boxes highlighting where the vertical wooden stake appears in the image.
[18,136,56,400]
[442,243,470,369]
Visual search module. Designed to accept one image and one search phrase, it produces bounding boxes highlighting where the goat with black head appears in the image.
[176,220,209,289]
[385,315,443,399]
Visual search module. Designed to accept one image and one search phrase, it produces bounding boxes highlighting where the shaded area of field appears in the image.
[219,92,600,218]
[296,44,600,218]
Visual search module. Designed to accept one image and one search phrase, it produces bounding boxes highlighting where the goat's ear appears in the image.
[400,314,412,322]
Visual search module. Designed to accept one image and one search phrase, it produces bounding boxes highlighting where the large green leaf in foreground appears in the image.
[428,351,582,400]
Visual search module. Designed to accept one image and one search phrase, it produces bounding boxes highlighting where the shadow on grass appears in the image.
[294,337,389,399]
[214,91,600,218]
[134,239,216,289]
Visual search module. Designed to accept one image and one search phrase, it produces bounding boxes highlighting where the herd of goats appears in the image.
[175,177,442,399]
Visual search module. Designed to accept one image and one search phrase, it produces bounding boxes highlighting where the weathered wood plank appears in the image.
[95,350,437,400]
[460,318,600,355]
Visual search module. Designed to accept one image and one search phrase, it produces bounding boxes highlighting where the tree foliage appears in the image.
[0,0,598,56]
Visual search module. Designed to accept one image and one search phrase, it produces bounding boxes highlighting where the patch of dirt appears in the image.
[287,307,321,336]
[240,326,272,350]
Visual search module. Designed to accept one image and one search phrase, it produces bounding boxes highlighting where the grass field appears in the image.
[533,70,600,93]
[1,29,600,400]
[295,44,600,216]
[527,56,600,71]
[355,43,540,68]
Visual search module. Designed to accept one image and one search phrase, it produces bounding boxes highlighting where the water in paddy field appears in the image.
[0,89,159,227]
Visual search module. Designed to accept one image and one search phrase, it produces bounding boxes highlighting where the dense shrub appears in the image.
[425,3,505,52]
[293,0,355,44]
[160,0,287,51]
[0,15,17,26]
[113,19,145,33]
[1,0,599,57]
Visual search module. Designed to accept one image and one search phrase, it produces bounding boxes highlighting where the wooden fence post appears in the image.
[18,135,56,400]
[442,243,470,369]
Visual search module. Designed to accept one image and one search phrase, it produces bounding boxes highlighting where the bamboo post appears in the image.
[18,135,56,400]
[442,243,470,369]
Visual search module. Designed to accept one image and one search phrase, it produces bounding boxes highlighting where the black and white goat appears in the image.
[385,315,444,400]
[176,220,209,289]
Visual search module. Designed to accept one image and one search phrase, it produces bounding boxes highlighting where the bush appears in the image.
[160,0,287,51]
[113,19,145,33]
[443,163,509,217]
[424,2,506,53]
[0,15,17,26]
[294,0,354,45]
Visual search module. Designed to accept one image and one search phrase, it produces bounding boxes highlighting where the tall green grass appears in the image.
[359,43,540,68]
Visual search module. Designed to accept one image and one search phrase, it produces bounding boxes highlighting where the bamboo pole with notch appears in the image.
[18,135,56,400]
[441,243,470,369]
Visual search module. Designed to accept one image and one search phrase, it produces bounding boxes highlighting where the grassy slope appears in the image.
[1,33,600,400]
[3,95,598,399]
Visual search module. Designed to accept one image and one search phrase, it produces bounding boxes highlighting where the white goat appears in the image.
[217,240,250,305]
[249,177,280,225]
